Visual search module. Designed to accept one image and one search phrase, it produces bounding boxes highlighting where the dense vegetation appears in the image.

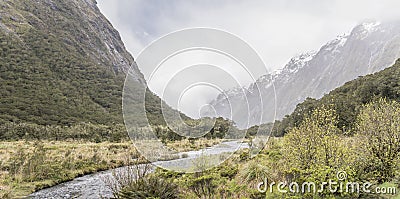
[0,1,247,197]
[272,59,400,137]
[0,141,140,198]
[108,59,400,198]
[0,122,127,142]
[0,0,131,125]
[0,0,237,143]
[1,1,399,198]
[113,100,399,198]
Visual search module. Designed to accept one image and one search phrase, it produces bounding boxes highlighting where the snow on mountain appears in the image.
[206,21,400,128]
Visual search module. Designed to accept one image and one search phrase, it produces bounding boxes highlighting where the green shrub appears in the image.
[117,175,179,199]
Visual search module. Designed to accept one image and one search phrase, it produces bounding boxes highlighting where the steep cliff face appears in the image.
[208,21,400,128]
[0,0,144,81]
[0,0,144,124]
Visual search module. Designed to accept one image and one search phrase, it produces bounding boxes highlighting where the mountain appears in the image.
[273,58,400,136]
[207,21,400,128]
[0,0,145,125]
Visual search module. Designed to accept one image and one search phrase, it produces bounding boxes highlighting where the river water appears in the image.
[29,141,248,199]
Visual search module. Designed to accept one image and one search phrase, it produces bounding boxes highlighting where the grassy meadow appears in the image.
[0,137,230,198]
[0,141,139,198]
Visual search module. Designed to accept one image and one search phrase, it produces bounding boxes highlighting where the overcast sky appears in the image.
[98,0,400,118]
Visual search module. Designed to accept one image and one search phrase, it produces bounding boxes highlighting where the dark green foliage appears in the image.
[151,117,242,143]
[245,123,273,139]
[153,126,184,142]
[154,157,244,198]
[0,0,248,143]
[187,174,218,198]
[205,117,235,139]
[117,175,179,199]
[272,98,318,137]
[0,0,131,126]
[0,0,193,141]
[273,59,400,136]
[218,165,238,178]
[0,122,127,142]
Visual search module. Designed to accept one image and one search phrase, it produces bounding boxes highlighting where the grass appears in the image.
[166,138,224,152]
[0,141,140,198]
[0,138,222,198]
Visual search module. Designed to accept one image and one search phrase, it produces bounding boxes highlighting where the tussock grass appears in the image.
[0,141,139,198]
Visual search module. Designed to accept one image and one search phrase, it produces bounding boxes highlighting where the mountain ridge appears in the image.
[273,58,400,136]
[0,0,145,125]
[207,20,400,128]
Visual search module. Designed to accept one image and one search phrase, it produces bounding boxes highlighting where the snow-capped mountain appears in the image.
[207,21,400,128]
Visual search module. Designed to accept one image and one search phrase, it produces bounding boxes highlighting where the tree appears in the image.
[283,105,346,171]
[355,98,400,183]
[282,105,356,198]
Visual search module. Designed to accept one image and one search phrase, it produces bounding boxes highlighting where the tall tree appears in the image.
[355,98,400,183]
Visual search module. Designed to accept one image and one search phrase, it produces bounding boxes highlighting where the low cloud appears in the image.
[98,0,400,117]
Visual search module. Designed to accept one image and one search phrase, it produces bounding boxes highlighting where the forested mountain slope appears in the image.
[273,58,400,136]
[0,0,145,125]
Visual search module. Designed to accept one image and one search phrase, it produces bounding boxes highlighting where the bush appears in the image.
[0,122,128,142]
[102,162,179,199]
[355,98,400,183]
[117,175,179,199]
[181,153,189,158]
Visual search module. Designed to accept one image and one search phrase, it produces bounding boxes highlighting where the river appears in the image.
[29,140,248,199]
